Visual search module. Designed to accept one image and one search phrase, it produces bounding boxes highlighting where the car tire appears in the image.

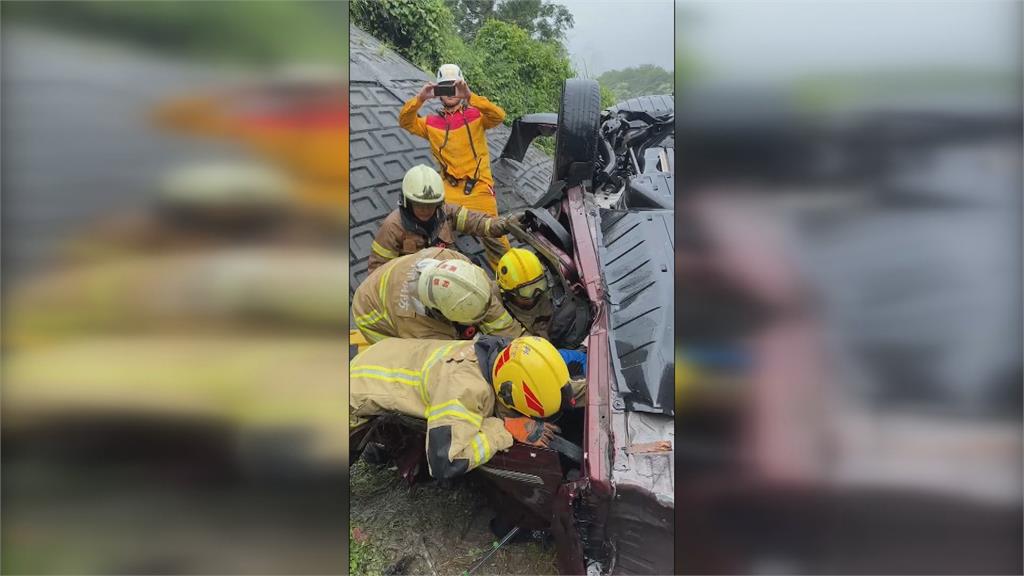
[553,79,602,185]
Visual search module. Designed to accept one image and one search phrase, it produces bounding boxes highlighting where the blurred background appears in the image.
[675,1,1022,573]
[1,2,349,574]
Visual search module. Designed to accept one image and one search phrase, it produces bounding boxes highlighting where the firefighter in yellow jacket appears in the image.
[368,165,519,274]
[350,335,571,479]
[353,247,522,343]
[399,64,511,270]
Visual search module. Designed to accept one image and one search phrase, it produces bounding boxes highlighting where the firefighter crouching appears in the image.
[496,248,588,377]
[350,335,572,479]
[368,165,521,274]
[399,64,510,270]
[353,247,522,343]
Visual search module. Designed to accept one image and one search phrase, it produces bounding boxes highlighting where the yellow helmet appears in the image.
[417,258,492,324]
[496,248,548,309]
[492,336,570,418]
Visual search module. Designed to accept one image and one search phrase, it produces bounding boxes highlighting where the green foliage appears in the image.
[597,64,673,101]
[494,0,574,42]
[446,0,573,43]
[349,526,387,575]
[450,19,574,124]
[599,84,617,109]
[445,0,497,40]
[534,136,555,155]
[352,0,455,72]
[3,1,346,64]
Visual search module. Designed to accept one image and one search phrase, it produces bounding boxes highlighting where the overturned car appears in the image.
[351,79,674,575]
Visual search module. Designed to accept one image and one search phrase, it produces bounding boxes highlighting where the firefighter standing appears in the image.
[399,64,510,270]
[353,247,522,343]
[368,165,519,274]
[350,335,571,479]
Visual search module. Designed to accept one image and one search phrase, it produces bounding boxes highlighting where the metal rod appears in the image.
[465,526,520,575]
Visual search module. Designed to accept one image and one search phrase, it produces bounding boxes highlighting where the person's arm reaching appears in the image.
[424,368,514,479]
[452,206,522,238]
[468,91,505,129]
[398,83,434,139]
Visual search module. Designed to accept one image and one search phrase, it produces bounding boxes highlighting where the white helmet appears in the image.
[401,164,445,207]
[417,258,492,325]
[436,63,464,85]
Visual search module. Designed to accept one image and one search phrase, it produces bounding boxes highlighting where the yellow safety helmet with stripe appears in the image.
[417,258,492,325]
[492,336,570,419]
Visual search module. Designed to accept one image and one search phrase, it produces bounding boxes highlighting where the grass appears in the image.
[349,459,557,575]
[350,526,389,575]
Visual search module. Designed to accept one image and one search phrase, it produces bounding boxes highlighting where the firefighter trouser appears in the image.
[442,179,511,271]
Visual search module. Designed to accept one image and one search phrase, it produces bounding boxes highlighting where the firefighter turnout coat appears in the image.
[353,247,522,343]
[350,337,515,478]
[368,203,511,274]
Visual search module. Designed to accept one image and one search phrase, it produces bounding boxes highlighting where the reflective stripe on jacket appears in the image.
[367,204,510,274]
[350,339,514,478]
[353,248,523,343]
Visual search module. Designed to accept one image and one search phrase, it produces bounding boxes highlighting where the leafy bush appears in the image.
[446,0,574,43]
[597,64,673,101]
[353,1,578,147]
[4,1,346,64]
[452,19,573,123]
[351,0,454,72]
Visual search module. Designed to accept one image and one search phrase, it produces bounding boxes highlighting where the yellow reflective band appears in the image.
[377,265,395,325]
[471,436,483,466]
[356,307,395,341]
[351,370,419,386]
[480,432,490,461]
[355,365,420,378]
[371,241,399,260]
[354,309,386,329]
[427,408,483,427]
[425,399,482,424]
[456,207,468,232]
[418,343,457,405]
[481,311,514,332]
[351,365,421,386]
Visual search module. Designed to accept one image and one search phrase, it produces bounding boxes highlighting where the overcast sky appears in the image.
[680,1,1020,85]
[561,0,675,76]
[559,1,1018,83]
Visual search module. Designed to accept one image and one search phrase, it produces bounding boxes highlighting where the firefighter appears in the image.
[495,248,553,338]
[496,248,588,377]
[399,64,511,270]
[368,164,520,274]
[350,335,571,479]
[353,247,522,343]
